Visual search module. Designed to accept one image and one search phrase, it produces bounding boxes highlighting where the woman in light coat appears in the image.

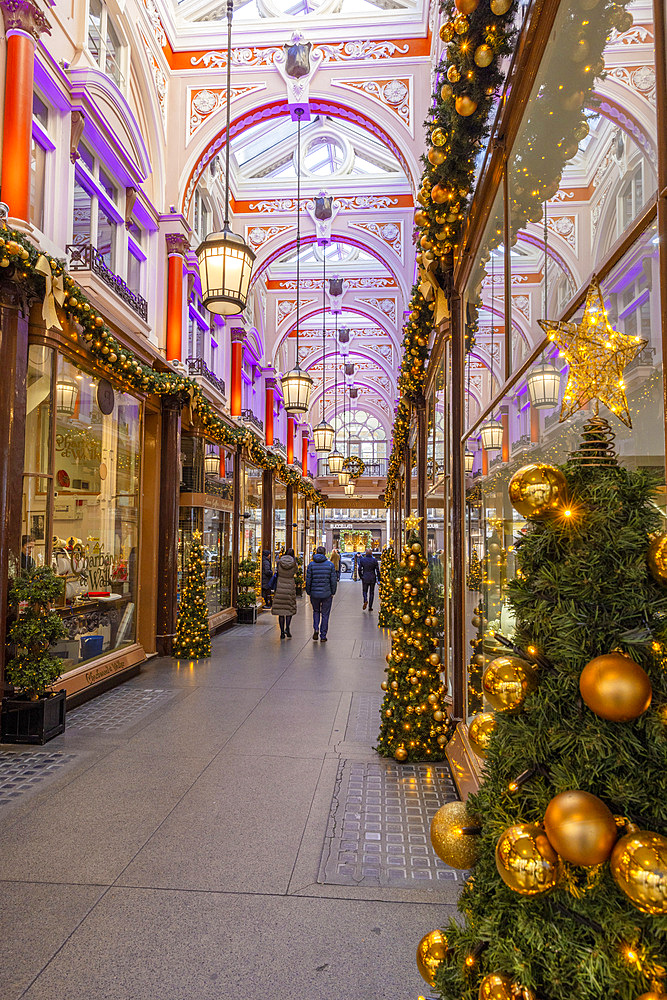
[271,547,297,638]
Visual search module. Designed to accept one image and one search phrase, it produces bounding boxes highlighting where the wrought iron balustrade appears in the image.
[274,439,286,456]
[316,458,388,477]
[66,242,148,322]
[186,356,226,397]
[240,408,264,434]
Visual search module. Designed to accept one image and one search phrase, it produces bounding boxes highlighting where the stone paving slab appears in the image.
[318,757,463,888]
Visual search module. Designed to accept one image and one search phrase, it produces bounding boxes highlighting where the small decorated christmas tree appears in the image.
[7,567,66,698]
[467,548,482,591]
[237,557,258,608]
[378,543,398,628]
[376,515,450,762]
[295,554,305,595]
[173,529,211,658]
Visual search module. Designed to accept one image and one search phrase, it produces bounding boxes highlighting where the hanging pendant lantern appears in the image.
[480,417,503,452]
[204,448,219,475]
[328,448,344,474]
[338,469,351,486]
[344,480,356,496]
[464,449,475,474]
[281,364,313,415]
[526,361,561,409]
[313,419,334,456]
[56,377,78,415]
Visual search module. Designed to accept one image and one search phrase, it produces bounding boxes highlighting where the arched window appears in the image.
[333,409,387,464]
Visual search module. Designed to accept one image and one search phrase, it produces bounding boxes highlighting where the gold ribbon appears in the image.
[35,254,65,330]
[418,255,449,326]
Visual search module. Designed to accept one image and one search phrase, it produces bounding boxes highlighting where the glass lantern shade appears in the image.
[281,365,313,414]
[328,448,344,474]
[339,340,350,357]
[480,418,503,452]
[526,361,561,409]
[204,449,219,475]
[344,481,356,496]
[55,378,78,415]
[464,449,475,474]
[338,469,351,486]
[195,227,256,316]
[313,420,334,456]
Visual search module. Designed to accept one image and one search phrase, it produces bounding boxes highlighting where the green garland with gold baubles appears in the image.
[417,422,667,1000]
[173,530,211,659]
[376,518,451,762]
[378,543,399,629]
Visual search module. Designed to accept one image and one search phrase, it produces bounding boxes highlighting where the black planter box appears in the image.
[236,605,257,624]
[1,689,67,745]
[296,586,303,597]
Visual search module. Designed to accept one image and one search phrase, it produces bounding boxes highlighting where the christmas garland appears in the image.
[0,224,327,508]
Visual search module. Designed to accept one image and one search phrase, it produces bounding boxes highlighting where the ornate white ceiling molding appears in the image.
[333,77,413,135]
[188,85,267,142]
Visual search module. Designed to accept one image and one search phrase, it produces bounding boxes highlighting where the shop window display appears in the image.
[21,347,141,671]
[242,462,262,558]
[274,479,287,555]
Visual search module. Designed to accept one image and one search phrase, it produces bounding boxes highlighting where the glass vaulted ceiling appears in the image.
[177,0,421,23]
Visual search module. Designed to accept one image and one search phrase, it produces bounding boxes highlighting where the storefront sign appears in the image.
[58,643,146,698]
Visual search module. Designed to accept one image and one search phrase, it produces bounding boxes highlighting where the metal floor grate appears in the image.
[318,758,462,887]
[0,750,78,806]
[354,640,387,659]
[345,693,383,745]
[67,687,176,732]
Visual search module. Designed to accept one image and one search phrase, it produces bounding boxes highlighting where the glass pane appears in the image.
[87,0,102,62]
[73,180,92,245]
[96,203,116,268]
[242,462,262,558]
[30,138,46,231]
[51,356,142,670]
[105,17,122,86]
[32,93,48,129]
[274,480,287,555]
[127,246,143,294]
[99,167,117,202]
[21,476,51,571]
[25,344,53,475]
[78,144,95,174]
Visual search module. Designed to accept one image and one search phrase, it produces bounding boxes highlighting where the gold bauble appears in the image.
[636,994,667,1000]
[391,680,399,690]
[474,44,494,67]
[428,147,446,166]
[420,235,434,250]
[381,682,388,691]
[648,532,667,585]
[573,120,590,141]
[453,13,469,33]
[610,828,667,914]
[430,801,480,869]
[433,710,444,722]
[402,614,412,625]
[579,653,652,721]
[482,656,538,712]
[441,83,453,100]
[544,790,618,866]
[395,746,408,761]
[614,9,633,31]
[416,930,449,986]
[439,22,454,41]
[455,96,478,117]
[428,693,438,705]
[468,712,495,757]
[479,973,514,1000]
[455,0,479,12]
[496,823,561,895]
[431,184,449,204]
[414,209,429,227]
[508,463,568,519]
[431,127,447,147]
[490,0,511,12]
[411,543,422,553]
[429,652,441,666]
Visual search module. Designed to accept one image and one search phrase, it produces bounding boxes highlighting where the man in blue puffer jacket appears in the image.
[305,546,338,642]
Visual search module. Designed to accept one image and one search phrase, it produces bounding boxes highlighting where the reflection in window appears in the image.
[87,0,125,88]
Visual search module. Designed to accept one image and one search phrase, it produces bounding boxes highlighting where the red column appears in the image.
[0,3,50,222]
[165,234,189,363]
[301,431,309,473]
[501,411,510,463]
[230,328,244,418]
[287,416,295,465]
[482,446,488,476]
[530,404,540,443]
[265,377,275,446]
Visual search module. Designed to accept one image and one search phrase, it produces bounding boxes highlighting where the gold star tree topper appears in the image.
[405,512,423,531]
[537,276,647,428]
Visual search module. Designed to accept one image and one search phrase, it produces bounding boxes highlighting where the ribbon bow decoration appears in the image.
[417,252,449,326]
[35,254,65,330]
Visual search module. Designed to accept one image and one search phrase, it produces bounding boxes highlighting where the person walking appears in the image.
[261,548,273,608]
[358,547,381,612]
[330,543,341,581]
[271,547,297,638]
[305,545,337,642]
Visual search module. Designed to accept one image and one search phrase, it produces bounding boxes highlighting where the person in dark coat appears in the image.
[271,548,297,638]
[261,549,273,607]
[305,545,337,642]
[358,548,381,612]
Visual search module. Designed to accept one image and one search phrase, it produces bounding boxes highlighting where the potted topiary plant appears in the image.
[2,567,68,744]
[295,554,305,597]
[236,556,258,624]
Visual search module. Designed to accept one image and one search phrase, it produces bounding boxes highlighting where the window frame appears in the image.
[86,0,128,92]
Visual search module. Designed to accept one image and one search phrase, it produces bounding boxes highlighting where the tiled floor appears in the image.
[0,582,460,1000]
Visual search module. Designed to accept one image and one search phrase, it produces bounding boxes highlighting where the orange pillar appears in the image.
[287,416,295,465]
[501,411,510,463]
[530,404,540,443]
[165,234,189,363]
[230,329,244,418]
[0,3,50,221]
[265,377,275,447]
[302,431,309,473]
[482,446,488,476]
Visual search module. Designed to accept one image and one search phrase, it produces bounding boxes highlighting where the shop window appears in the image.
[73,180,93,244]
[87,0,126,90]
[618,166,645,237]
[127,220,146,295]
[72,153,124,276]
[30,93,53,233]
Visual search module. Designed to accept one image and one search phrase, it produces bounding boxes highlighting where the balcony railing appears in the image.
[274,439,286,457]
[186,356,226,397]
[241,408,264,434]
[66,242,148,322]
[316,458,388,477]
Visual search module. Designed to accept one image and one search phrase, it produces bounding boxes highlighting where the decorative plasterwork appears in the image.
[606,65,656,105]
[244,195,402,214]
[138,27,167,128]
[277,297,318,322]
[595,94,657,164]
[591,182,614,238]
[512,294,531,322]
[269,276,397,290]
[139,0,166,46]
[0,0,50,39]
[316,40,411,62]
[333,78,412,131]
[189,40,411,70]
[546,215,577,252]
[356,296,397,325]
[189,85,267,141]
[609,22,653,46]
[350,221,403,258]
[246,224,291,249]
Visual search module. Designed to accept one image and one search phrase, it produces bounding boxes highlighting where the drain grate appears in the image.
[355,640,387,659]
[0,750,78,807]
[67,687,176,732]
[319,758,462,887]
[345,693,383,745]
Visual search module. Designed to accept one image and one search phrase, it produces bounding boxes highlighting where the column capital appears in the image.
[0,0,50,39]
[265,376,277,390]
[165,233,190,257]
[230,326,246,345]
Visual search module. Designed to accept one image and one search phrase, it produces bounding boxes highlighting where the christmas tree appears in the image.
[237,557,257,608]
[378,543,398,628]
[376,515,450,762]
[467,549,483,591]
[295,554,305,594]
[173,529,211,659]
[426,422,667,1000]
